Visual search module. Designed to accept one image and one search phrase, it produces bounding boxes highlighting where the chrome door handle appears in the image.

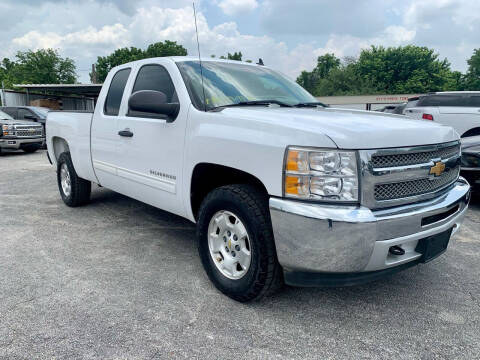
[118,129,133,137]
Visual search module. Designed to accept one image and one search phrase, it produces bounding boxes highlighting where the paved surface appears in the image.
[1,150,479,359]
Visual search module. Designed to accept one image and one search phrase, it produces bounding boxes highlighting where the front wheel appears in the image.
[22,144,40,153]
[197,184,283,302]
[57,152,91,207]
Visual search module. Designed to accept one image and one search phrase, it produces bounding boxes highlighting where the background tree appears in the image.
[227,52,242,61]
[296,54,340,94]
[297,46,462,96]
[213,52,244,61]
[464,49,480,90]
[0,49,77,88]
[93,41,187,83]
[356,45,455,94]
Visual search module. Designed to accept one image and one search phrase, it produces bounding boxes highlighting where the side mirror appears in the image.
[128,90,180,122]
[24,114,37,121]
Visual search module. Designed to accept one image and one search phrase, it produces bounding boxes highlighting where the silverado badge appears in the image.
[430,161,446,177]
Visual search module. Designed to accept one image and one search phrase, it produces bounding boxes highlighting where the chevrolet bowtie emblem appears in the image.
[430,161,446,177]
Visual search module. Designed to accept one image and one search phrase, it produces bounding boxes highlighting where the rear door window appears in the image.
[104,68,131,116]
[417,95,468,107]
[468,96,480,107]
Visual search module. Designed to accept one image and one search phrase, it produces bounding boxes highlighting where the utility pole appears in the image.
[90,64,98,84]
[0,81,6,106]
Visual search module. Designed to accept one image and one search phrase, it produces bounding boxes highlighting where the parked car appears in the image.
[376,104,407,115]
[0,106,49,126]
[1,106,50,148]
[376,105,397,113]
[461,135,480,189]
[392,102,407,115]
[0,109,45,153]
[46,57,470,301]
[403,96,420,114]
[405,92,480,137]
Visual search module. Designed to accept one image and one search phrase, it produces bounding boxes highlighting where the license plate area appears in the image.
[415,228,453,263]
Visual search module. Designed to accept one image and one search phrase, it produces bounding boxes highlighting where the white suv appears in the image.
[405,92,480,138]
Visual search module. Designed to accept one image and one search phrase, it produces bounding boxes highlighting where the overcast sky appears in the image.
[1,0,479,83]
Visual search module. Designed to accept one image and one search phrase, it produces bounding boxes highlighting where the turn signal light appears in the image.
[284,175,309,196]
[422,113,434,121]
[286,150,308,173]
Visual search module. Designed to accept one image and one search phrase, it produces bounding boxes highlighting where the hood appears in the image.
[220,106,458,149]
[0,119,41,126]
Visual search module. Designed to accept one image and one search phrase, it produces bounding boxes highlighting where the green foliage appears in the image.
[464,49,480,90]
[356,45,454,93]
[93,40,187,83]
[212,52,243,61]
[227,52,242,61]
[297,46,468,96]
[296,54,340,94]
[0,49,77,88]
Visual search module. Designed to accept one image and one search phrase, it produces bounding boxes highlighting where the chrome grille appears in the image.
[360,141,461,209]
[371,143,460,168]
[16,129,43,137]
[14,125,43,138]
[374,166,460,201]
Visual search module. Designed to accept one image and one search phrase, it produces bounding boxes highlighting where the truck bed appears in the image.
[46,110,97,183]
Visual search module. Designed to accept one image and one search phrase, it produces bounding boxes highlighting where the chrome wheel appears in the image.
[207,210,252,280]
[60,163,72,197]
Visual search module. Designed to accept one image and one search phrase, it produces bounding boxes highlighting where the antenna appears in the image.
[193,2,207,112]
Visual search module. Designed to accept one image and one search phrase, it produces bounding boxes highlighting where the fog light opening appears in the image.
[389,245,405,256]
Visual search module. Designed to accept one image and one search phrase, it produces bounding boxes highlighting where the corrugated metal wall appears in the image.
[0,90,94,111]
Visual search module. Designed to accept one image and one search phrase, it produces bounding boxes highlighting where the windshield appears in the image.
[32,107,49,118]
[176,61,317,110]
[0,110,14,120]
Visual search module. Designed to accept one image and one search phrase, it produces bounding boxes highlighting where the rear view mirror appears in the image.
[128,90,179,122]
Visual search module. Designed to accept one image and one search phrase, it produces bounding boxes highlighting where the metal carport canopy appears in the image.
[14,84,103,97]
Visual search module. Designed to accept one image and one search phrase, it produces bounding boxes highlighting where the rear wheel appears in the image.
[57,152,91,207]
[197,184,283,302]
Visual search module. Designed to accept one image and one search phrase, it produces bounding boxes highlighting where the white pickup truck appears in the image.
[47,57,470,301]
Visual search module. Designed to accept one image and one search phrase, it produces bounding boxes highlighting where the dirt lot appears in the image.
[1,150,479,359]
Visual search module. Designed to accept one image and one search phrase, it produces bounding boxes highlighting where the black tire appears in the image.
[22,144,40,153]
[197,184,283,302]
[57,152,91,207]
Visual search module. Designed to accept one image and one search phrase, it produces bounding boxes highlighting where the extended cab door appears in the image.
[91,66,132,188]
[113,60,188,217]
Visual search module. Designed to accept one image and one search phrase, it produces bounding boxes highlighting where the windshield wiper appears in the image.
[210,100,293,111]
[294,102,327,108]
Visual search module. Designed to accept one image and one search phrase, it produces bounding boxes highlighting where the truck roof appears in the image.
[430,91,480,95]
[118,56,263,68]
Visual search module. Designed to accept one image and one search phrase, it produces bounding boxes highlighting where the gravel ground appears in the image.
[1,150,479,359]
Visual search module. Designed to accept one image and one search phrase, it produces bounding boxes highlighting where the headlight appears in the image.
[2,124,15,136]
[284,147,359,202]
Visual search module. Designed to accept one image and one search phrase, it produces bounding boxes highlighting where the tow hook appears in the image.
[389,245,405,256]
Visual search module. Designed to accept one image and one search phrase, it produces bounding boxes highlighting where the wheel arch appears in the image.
[51,136,70,163]
[461,127,480,138]
[190,163,269,220]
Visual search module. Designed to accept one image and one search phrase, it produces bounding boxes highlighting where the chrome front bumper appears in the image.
[0,137,44,149]
[269,179,470,279]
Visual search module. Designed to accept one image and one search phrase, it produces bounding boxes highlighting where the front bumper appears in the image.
[0,137,44,150]
[269,178,470,286]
